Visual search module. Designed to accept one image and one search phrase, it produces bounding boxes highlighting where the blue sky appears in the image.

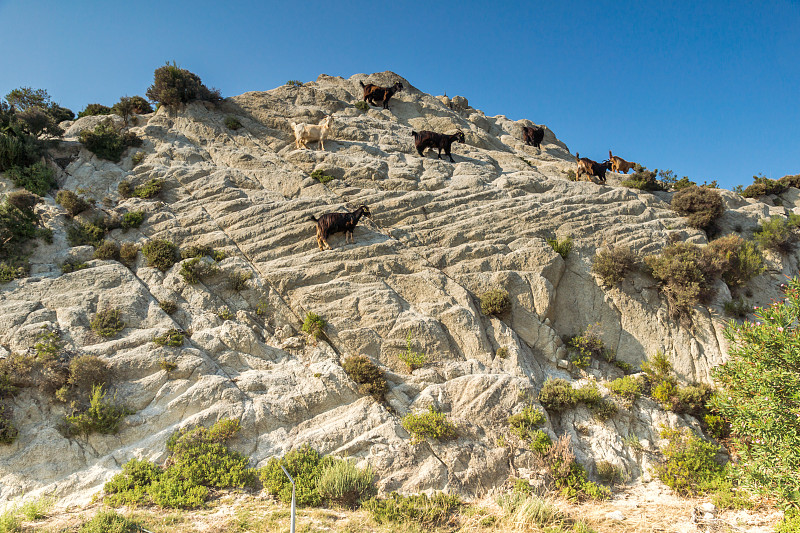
[1,0,798,189]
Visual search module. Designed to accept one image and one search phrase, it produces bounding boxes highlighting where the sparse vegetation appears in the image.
[621,168,664,191]
[146,62,222,107]
[741,176,787,198]
[78,103,111,118]
[65,384,131,436]
[670,185,724,234]
[496,346,509,359]
[61,259,88,273]
[364,492,462,527]
[724,297,749,318]
[227,270,252,291]
[0,191,43,280]
[479,288,510,315]
[224,116,242,130]
[142,239,177,271]
[181,244,226,261]
[79,121,141,162]
[90,308,125,338]
[131,151,145,166]
[753,215,799,254]
[398,332,427,371]
[286,80,303,87]
[546,236,572,259]
[180,257,219,284]
[159,300,177,314]
[342,355,387,400]
[217,306,234,320]
[119,242,138,266]
[567,324,616,368]
[152,329,184,347]
[705,234,764,287]
[608,375,644,403]
[310,169,335,184]
[78,510,140,533]
[302,312,326,339]
[538,378,577,412]
[56,190,91,217]
[591,245,636,287]
[645,242,716,319]
[508,405,547,442]
[94,240,120,261]
[354,100,369,112]
[316,459,376,508]
[401,406,457,444]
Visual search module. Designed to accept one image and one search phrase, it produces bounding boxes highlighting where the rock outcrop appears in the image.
[1,71,796,506]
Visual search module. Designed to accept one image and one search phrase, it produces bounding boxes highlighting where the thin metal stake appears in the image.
[281,465,296,533]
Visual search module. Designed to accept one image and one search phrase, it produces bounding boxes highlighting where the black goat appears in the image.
[411,130,466,163]
[522,125,544,148]
[359,81,404,110]
[310,205,372,250]
[575,153,612,184]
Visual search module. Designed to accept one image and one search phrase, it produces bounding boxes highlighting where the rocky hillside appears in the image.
[0,71,796,507]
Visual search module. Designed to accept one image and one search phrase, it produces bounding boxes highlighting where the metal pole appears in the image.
[281,465,296,533]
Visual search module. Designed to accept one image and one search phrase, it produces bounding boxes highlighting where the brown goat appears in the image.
[310,205,372,250]
[359,81,404,110]
[608,150,636,174]
[575,153,611,184]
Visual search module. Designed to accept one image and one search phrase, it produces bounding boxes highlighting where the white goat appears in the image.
[290,115,333,150]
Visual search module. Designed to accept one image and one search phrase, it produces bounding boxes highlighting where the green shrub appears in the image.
[621,169,664,191]
[65,384,131,436]
[538,378,577,412]
[608,375,643,402]
[94,240,120,261]
[754,215,798,254]
[79,122,141,162]
[0,406,19,444]
[302,312,326,339]
[0,192,40,274]
[568,324,615,365]
[180,244,226,261]
[591,245,636,287]
[146,62,222,107]
[132,178,164,199]
[613,359,632,373]
[354,100,369,112]
[528,429,553,454]
[316,459,375,508]
[111,96,152,125]
[142,239,177,271]
[652,379,679,410]
[180,257,219,284]
[479,288,510,315]
[508,405,546,442]
[653,426,723,495]
[401,406,457,444]
[217,306,233,320]
[641,350,672,383]
[398,332,426,371]
[55,190,91,217]
[705,234,764,287]
[259,444,327,506]
[573,382,617,420]
[310,169,334,184]
[724,297,749,318]
[670,185,724,233]
[566,169,576,181]
[286,80,303,87]
[703,414,729,441]
[228,270,252,291]
[61,259,88,273]
[543,435,611,501]
[90,308,125,338]
[148,474,209,509]
[363,492,462,527]
[131,151,145,166]
[224,116,242,130]
[741,176,787,198]
[102,458,162,506]
[645,242,716,318]
[775,510,800,533]
[342,355,387,400]
[78,104,112,118]
[79,510,140,533]
[121,210,144,229]
[710,276,800,504]
[66,219,108,247]
[119,242,138,266]
[546,236,572,259]
[778,174,800,189]
[160,359,177,372]
[153,329,184,347]
[7,161,56,196]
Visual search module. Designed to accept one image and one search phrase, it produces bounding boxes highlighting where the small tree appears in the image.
[146,62,221,107]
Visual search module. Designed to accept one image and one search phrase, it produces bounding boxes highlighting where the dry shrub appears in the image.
[591,246,636,287]
[671,185,724,234]
[342,355,387,400]
[704,234,764,287]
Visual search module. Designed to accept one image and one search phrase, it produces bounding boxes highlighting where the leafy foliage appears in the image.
[302,312,326,339]
[568,324,616,368]
[146,62,222,107]
[354,100,369,111]
[670,185,724,233]
[398,332,427,371]
[121,210,144,229]
[546,236,572,259]
[259,444,327,506]
[753,215,799,254]
[78,510,140,533]
[401,406,457,444]
[591,245,636,287]
[645,242,717,319]
[0,191,42,273]
[7,161,56,196]
[310,169,335,184]
[608,375,644,402]
[508,405,546,442]
[65,384,131,436]
[111,96,152,125]
[142,239,177,271]
[78,104,112,118]
[710,276,800,504]
[621,169,664,191]
[741,176,787,198]
[342,355,387,400]
[79,121,141,162]
[652,427,722,495]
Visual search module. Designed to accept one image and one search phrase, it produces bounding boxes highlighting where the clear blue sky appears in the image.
[1,0,798,190]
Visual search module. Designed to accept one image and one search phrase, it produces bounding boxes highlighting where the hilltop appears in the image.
[0,71,796,530]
